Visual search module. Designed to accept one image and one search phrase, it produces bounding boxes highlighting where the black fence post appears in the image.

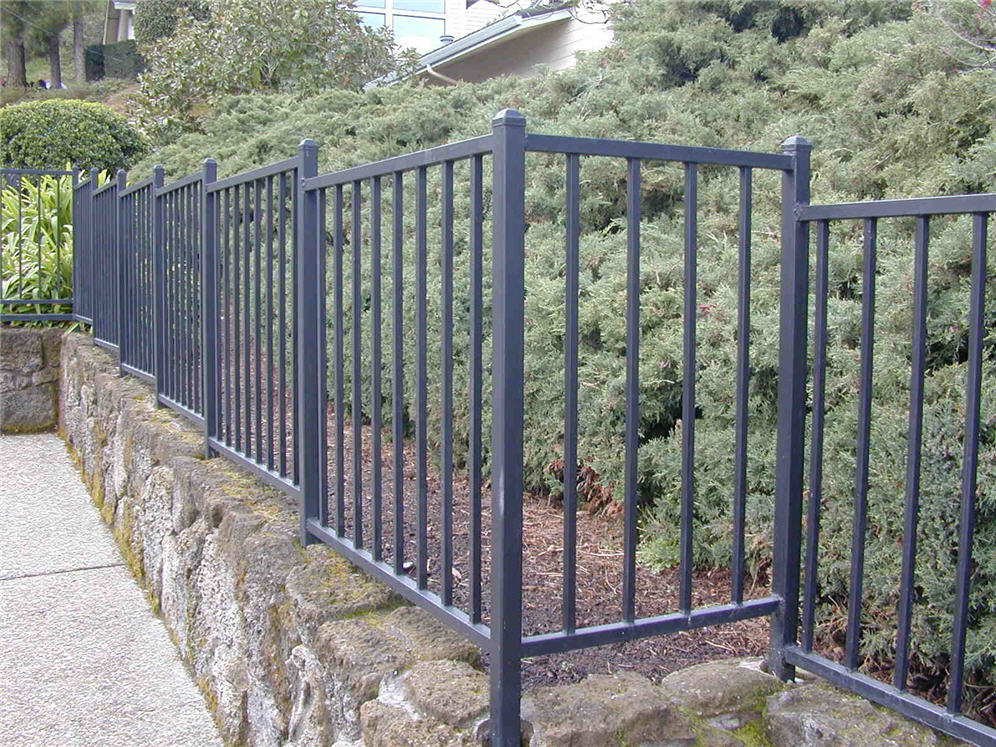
[296,139,320,546]
[71,166,80,322]
[488,109,527,746]
[769,135,812,680]
[116,169,127,374]
[152,164,166,406]
[202,158,219,459]
[88,168,98,327]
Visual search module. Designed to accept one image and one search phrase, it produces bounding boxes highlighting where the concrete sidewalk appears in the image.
[0,433,222,747]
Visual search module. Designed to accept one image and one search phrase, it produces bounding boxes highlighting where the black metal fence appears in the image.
[784,194,996,743]
[32,111,996,746]
[1,167,76,322]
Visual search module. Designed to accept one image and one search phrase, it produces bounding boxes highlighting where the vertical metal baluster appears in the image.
[89,169,97,327]
[803,219,829,652]
[37,175,43,312]
[129,190,135,363]
[182,185,190,407]
[255,179,263,462]
[116,176,126,370]
[196,183,204,412]
[167,191,175,399]
[335,184,346,536]
[224,188,232,444]
[469,155,484,624]
[152,166,165,404]
[175,188,184,403]
[392,172,405,575]
[188,184,196,407]
[846,217,877,672]
[563,153,580,632]
[128,192,135,365]
[191,183,199,407]
[292,172,300,484]
[948,212,987,715]
[17,169,23,300]
[142,189,148,370]
[203,160,219,456]
[623,158,641,622]
[56,173,62,315]
[234,184,242,451]
[279,173,288,477]
[371,175,383,562]
[416,165,429,590]
[353,180,364,548]
[441,160,455,606]
[732,166,752,605]
[135,190,141,368]
[895,216,929,690]
[188,184,195,406]
[266,175,275,471]
[243,183,252,454]
[318,187,329,526]
[71,169,78,322]
[175,189,182,401]
[680,162,697,615]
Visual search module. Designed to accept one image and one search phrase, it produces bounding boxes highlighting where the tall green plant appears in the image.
[1,173,75,318]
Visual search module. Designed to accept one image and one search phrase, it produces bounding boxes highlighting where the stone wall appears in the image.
[58,331,963,747]
[1,326,63,433]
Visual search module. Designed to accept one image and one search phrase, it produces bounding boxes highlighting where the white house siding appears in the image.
[458,1,506,37]
[429,16,613,83]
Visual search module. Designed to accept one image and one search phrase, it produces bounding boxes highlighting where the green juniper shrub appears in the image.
[0,100,148,172]
[131,0,996,722]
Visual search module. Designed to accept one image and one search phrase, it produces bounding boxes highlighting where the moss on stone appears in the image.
[732,718,771,747]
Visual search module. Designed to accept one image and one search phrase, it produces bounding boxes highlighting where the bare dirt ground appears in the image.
[320,411,772,689]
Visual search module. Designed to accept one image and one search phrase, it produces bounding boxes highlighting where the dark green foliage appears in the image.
[132,0,996,718]
[1,100,148,171]
[85,41,145,81]
[102,40,145,79]
[133,0,209,44]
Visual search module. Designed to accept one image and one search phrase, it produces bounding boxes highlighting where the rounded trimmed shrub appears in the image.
[0,100,148,172]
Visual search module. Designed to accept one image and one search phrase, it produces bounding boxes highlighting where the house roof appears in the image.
[368,4,573,87]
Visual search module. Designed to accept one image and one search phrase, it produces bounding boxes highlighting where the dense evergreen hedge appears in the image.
[1,100,147,172]
[132,0,996,720]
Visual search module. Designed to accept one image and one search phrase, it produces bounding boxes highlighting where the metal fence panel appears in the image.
[0,168,76,323]
[31,118,995,747]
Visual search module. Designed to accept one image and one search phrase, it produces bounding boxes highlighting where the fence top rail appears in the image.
[1,298,73,305]
[206,155,299,193]
[525,133,794,170]
[1,167,76,177]
[800,193,996,221]
[304,134,494,191]
[93,180,117,197]
[158,170,204,196]
[119,175,155,197]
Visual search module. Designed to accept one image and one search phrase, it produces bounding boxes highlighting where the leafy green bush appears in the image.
[133,0,413,143]
[132,0,996,720]
[0,100,148,172]
[1,173,75,318]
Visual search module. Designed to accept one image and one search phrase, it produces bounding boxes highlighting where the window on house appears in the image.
[355,0,446,55]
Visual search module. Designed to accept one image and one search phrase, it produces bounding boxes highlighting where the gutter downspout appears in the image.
[424,62,459,85]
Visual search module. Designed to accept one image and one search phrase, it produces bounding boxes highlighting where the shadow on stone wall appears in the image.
[1,326,64,433]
